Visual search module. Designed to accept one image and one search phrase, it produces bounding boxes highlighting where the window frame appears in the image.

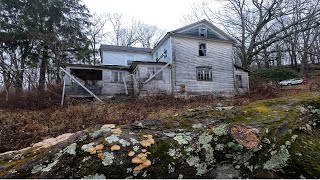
[198,42,207,57]
[112,71,125,83]
[199,27,207,37]
[196,67,212,81]
[236,75,244,88]
[147,67,163,80]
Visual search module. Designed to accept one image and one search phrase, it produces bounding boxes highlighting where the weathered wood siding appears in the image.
[172,36,235,94]
[65,66,132,96]
[134,64,172,96]
[234,69,249,94]
[152,38,172,63]
[102,51,152,66]
[102,69,132,95]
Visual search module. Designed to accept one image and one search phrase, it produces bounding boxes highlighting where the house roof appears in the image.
[152,19,237,53]
[234,64,250,73]
[129,61,168,70]
[100,45,152,53]
[64,63,130,71]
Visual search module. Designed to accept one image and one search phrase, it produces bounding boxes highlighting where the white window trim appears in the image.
[199,27,208,37]
[198,42,207,57]
[147,67,163,80]
[113,71,125,83]
[196,67,212,81]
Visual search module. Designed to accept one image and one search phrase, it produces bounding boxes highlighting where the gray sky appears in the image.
[81,0,203,31]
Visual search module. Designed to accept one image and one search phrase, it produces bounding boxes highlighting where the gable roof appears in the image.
[170,19,236,42]
[152,19,237,53]
[100,45,152,53]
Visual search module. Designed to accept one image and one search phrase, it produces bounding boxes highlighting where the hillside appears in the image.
[0,92,319,178]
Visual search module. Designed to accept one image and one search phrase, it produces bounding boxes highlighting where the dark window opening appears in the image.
[70,69,102,81]
[236,75,243,88]
[199,43,207,56]
[199,27,207,37]
[197,67,212,81]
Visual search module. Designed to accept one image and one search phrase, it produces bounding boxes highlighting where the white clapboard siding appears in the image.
[102,51,152,66]
[102,69,132,95]
[135,64,172,95]
[172,36,235,94]
[152,38,173,63]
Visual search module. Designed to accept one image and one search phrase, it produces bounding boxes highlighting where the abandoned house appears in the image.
[63,19,249,98]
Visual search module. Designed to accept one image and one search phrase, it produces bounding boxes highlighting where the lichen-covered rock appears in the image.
[0,92,319,178]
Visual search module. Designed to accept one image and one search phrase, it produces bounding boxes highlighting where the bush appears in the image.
[0,84,62,110]
[251,67,299,82]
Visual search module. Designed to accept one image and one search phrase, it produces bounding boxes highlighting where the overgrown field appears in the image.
[0,82,313,153]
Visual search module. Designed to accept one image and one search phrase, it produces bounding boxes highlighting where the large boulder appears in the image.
[0,93,319,178]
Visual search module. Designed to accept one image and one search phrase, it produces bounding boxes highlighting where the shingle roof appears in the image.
[100,45,152,53]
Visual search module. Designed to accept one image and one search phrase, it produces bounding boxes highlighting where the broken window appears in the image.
[236,75,243,88]
[70,69,102,81]
[113,71,125,83]
[199,27,207,37]
[147,67,163,80]
[196,67,212,81]
[199,43,207,56]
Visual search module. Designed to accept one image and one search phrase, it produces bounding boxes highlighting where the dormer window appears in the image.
[199,27,207,37]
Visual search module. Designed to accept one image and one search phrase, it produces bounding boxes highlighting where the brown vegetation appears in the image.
[0,78,315,153]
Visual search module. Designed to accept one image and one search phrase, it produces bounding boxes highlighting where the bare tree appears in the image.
[106,13,166,48]
[88,13,108,64]
[183,0,320,69]
[137,24,166,48]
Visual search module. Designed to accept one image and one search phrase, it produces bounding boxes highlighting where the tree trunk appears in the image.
[38,46,48,91]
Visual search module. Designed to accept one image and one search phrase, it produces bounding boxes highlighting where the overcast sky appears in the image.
[81,0,204,31]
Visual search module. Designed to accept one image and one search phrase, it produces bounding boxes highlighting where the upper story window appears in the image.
[199,27,207,37]
[196,67,212,81]
[199,43,207,56]
[147,67,163,80]
[113,71,125,83]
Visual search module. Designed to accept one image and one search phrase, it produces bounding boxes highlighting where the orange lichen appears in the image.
[140,140,151,147]
[97,153,105,159]
[128,151,135,157]
[111,145,121,151]
[87,147,97,154]
[111,128,122,135]
[95,144,104,151]
[132,157,143,164]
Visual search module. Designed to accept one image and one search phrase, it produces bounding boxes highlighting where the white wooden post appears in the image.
[59,67,103,103]
[123,76,128,95]
[61,74,66,106]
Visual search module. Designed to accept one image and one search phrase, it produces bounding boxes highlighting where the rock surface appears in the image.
[0,93,320,178]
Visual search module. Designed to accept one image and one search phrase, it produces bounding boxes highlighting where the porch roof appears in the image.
[129,61,168,70]
[63,63,130,71]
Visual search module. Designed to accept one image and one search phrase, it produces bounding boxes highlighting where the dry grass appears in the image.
[0,94,242,153]
[0,78,313,153]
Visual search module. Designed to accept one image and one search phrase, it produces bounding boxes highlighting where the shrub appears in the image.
[251,67,299,82]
